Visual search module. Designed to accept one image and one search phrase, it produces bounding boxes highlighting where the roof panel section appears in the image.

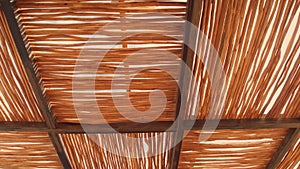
[0,131,62,168]
[60,132,174,169]
[0,7,43,121]
[14,0,187,124]
[178,129,288,169]
[184,0,300,120]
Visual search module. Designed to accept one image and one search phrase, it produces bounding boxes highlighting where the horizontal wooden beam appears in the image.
[57,121,176,133]
[0,122,47,131]
[0,118,299,133]
[185,118,300,130]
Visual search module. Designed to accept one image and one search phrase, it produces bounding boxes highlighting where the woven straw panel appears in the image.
[60,132,174,169]
[13,0,186,124]
[185,0,300,119]
[0,8,43,121]
[277,133,300,169]
[0,132,62,168]
[178,129,288,169]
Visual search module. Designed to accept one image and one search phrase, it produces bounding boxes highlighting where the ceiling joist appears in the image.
[0,118,298,133]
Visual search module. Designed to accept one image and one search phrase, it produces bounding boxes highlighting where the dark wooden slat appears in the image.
[49,132,72,169]
[185,118,300,130]
[0,1,71,168]
[54,118,300,133]
[57,121,176,133]
[170,0,200,168]
[0,121,175,133]
[0,119,299,133]
[170,133,183,169]
[0,122,47,131]
[266,128,300,169]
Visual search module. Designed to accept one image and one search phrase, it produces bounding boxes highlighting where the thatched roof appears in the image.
[0,0,299,168]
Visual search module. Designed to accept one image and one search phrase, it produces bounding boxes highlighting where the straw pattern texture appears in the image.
[0,0,297,168]
[0,8,43,121]
[178,129,288,169]
[0,132,62,168]
[185,0,300,119]
[13,0,187,124]
[60,132,174,169]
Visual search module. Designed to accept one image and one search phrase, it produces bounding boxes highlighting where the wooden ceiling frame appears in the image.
[0,0,299,168]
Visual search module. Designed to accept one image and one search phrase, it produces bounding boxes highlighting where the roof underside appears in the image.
[0,0,299,168]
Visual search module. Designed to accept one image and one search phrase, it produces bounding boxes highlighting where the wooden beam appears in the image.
[185,118,300,130]
[49,132,72,168]
[0,121,175,133]
[171,0,201,169]
[0,1,71,168]
[266,128,300,169]
[0,119,299,133]
[170,0,201,168]
[0,122,47,131]
[56,121,176,133]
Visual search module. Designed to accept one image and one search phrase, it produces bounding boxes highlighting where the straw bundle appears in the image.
[0,9,43,121]
[185,0,300,120]
[178,129,288,168]
[0,131,62,168]
[13,0,187,124]
[60,132,174,169]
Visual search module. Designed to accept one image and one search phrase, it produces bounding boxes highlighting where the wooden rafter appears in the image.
[266,128,300,169]
[170,0,200,168]
[0,118,299,133]
[185,118,300,130]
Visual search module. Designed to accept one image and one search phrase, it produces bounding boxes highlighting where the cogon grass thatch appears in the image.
[178,129,288,168]
[0,131,62,168]
[0,8,43,121]
[0,0,298,168]
[185,0,300,120]
[13,0,187,124]
[60,132,174,169]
